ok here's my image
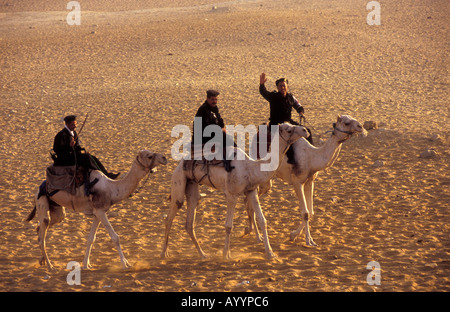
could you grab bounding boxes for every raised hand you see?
[260,72,267,85]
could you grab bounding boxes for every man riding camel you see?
[52,115,120,179]
[259,73,313,164]
[192,90,235,172]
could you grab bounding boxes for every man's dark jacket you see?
[259,84,304,125]
[53,128,81,166]
[192,101,225,145]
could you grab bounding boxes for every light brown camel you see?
[246,115,366,246]
[26,150,167,270]
[161,123,309,260]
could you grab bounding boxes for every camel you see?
[160,123,310,260]
[26,150,167,271]
[246,115,366,246]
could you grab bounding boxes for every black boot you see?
[306,127,314,145]
[224,159,234,172]
[88,155,120,179]
[107,172,120,179]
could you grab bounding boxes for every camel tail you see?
[26,206,36,222]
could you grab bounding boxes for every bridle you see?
[332,122,354,144]
[279,127,296,144]
[130,155,157,198]
[135,155,157,172]
[279,125,300,154]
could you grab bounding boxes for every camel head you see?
[279,123,310,144]
[333,115,367,143]
[137,150,168,173]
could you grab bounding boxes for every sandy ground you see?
[0,0,448,292]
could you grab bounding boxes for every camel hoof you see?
[223,252,232,260]
[200,253,209,259]
[82,260,93,269]
[266,252,277,260]
[256,235,263,244]
[40,258,55,271]
[122,259,132,269]
[160,249,170,259]
[290,231,298,242]
[306,240,318,247]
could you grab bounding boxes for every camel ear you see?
[337,115,341,123]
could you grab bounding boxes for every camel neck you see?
[311,134,342,172]
[253,139,291,184]
[110,161,148,204]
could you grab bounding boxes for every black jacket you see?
[192,101,225,145]
[259,84,304,125]
[53,128,82,166]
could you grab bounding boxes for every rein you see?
[129,156,156,198]
[279,126,297,155]
[191,159,220,189]
[331,122,354,143]
[135,155,156,172]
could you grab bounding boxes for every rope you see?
[129,156,156,198]
[129,172,151,198]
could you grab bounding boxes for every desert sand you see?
[0,0,448,292]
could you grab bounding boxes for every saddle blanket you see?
[46,165,78,195]
[43,165,98,198]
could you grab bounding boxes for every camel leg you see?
[185,181,208,258]
[290,182,316,246]
[223,193,238,259]
[304,179,314,216]
[38,208,54,270]
[244,181,270,242]
[290,182,307,241]
[34,195,59,271]
[303,178,318,246]
[161,197,182,259]
[82,216,100,269]
[244,198,253,235]
[247,190,276,259]
[161,169,186,259]
[290,183,307,241]
[94,209,130,269]
[37,207,65,270]
[258,179,272,197]
[244,198,262,243]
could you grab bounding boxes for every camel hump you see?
[183,143,228,173]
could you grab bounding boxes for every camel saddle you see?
[39,165,99,199]
[183,143,235,186]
